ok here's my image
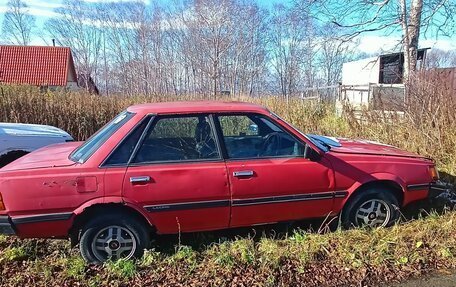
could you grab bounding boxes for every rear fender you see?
[72,196,154,226]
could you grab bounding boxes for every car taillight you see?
[428,166,439,181]
[0,193,4,210]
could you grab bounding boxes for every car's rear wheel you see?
[79,213,150,264]
[342,188,400,229]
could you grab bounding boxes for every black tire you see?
[341,188,400,229]
[79,213,151,264]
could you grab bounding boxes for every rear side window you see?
[70,111,134,163]
[133,115,220,163]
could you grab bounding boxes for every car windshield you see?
[270,112,336,152]
[70,111,134,163]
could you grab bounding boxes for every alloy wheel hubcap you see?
[91,225,137,262]
[355,199,391,227]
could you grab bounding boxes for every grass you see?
[0,83,455,286]
[65,256,86,279]
[0,212,456,286]
[1,247,27,261]
[105,259,137,279]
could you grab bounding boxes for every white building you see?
[337,48,429,113]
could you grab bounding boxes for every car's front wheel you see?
[342,188,400,229]
[79,213,150,264]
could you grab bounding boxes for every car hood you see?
[307,134,428,159]
[0,142,82,171]
[0,122,73,139]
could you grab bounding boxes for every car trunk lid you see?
[0,142,82,171]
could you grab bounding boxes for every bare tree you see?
[316,25,358,86]
[314,0,456,83]
[1,0,35,45]
[46,0,103,92]
[426,49,456,68]
[268,4,312,98]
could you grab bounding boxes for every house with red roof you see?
[0,45,97,94]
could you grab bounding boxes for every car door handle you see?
[130,176,151,184]
[233,170,254,177]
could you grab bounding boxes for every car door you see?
[216,113,335,227]
[121,114,230,234]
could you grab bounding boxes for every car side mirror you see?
[248,124,258,134]
[304,144,320,161]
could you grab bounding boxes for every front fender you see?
[332,173,409,212]
[346,172,407,194]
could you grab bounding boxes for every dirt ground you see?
[391,271,456,287]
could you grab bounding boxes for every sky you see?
[0,0,455,54]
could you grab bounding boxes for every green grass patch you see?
[105,259,137,279]
[1,246,27,261]
[65,256,86,280]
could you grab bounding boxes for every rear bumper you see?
[0,215,16,235]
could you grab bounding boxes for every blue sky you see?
[0,0,285,32]
[1,0,455,54]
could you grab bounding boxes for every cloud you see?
[356,34,456,55]
[84,0,151,4]
[0,1,60,18]
[26,0,63,9]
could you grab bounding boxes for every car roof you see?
[127,101,270,115]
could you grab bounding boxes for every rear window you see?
[70,111,134,163]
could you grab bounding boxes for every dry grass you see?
[0,211,456,286]
[1,82,455,176]
[0,82,456,286]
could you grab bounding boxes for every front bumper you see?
[429,182,450,198]
[0,215,16,235]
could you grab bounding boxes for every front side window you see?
[70,111,134,163]
[133,115,220,163]
[218,114,304,159]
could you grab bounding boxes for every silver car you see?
[0,123,73,167]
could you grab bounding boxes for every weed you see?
[139,249,161,267]
[1,247,27,261]
[167,245,198,270]
[105,259,137,279]
[65,256,86,280]
[88,275,102,287]
[257,238,283,268]
[230,238,256,265]
[206,241,235,269]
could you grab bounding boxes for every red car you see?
[0,101,441,263]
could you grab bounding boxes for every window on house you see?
[379,55,403,84]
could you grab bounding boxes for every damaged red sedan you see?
[0,101,442,263]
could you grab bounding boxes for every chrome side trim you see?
[143,190,349,212]
[232,191,339,207]
[144,199,230,212]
